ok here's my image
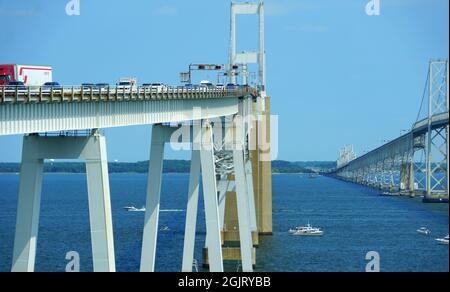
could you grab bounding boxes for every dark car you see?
[6,81,27,90]
[226,83,238,90]
[42,82,62,90]
[81,83,95,90]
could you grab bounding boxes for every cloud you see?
[284,25,329,33]
[154,5,177,16]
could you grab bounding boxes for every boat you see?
[436,235,449,245]
[125,206,146,212]
[289,223,324,236]
[417,227,431,235]
[160,226,170,231]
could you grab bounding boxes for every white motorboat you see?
[160,226,170,231]
[289,223,324,236]
[417,227,431,235]
[436,235,449,245]
[125,206,146,212]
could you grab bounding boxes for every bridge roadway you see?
[0,85,257,136]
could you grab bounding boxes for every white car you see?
[150,83,167,93]
[116,81,133,91]
[200,80,214,88]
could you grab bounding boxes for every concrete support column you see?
[12,132,115,272]
[256,97,272,235]
[85,134,116,272]
[232,116,254,272]
[409,160,416,193]
[181,149,201,272]
[141,125,169,272]
[200,121,224,272]
[245,160,258,233]
[11,141,44,272]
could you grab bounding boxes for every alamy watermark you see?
[166,110,278,162]
[365,251,380,272]
[366,0,381,16]
[65,251,80,272]
[66,0,80,16]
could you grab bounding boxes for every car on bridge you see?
[147,83,167,93]
[184,83,198,91]
[117,77,137,91]
[226,83,238,90]
[95,83,110,93]
[42,82,62,90]
[116,81,134,91]
[81,83,96,91]
[5,81,27,91]
[200,80,214,89]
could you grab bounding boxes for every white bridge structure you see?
[0,2,273,272]
[335,61,449,202]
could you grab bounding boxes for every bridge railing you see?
[0,85,257,104]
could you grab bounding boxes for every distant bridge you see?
[335,61,449,202]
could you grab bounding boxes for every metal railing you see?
[0,85,258,104]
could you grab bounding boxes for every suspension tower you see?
[203,1,273,270]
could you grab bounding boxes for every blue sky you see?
[0,0,448,162]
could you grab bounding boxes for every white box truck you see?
[0,64,53,86]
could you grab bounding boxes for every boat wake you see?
[124,206,185,213]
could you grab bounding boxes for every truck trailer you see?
[0,64,53,86]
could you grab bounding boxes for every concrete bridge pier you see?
[141,122,225,272]
[400,162,416,196]
[12,130,116,272]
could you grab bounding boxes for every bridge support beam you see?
[140,125,168,272]
[181,149,201,272]
[232,117,254,272]
[12,131,116,272]
[251,97,273,235]
[199,121,224,272]
[142,122,224,272]
[400,162,415,194]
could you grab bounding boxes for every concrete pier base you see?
[202,247,256,269]
[12,131,116,272]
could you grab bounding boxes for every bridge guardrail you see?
[0,85,258,104]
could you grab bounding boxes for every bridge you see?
[0,2,272,272]
[335,60,449,203]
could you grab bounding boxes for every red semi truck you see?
[0,64,53,86]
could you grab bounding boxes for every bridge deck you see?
[0,86,258,136]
